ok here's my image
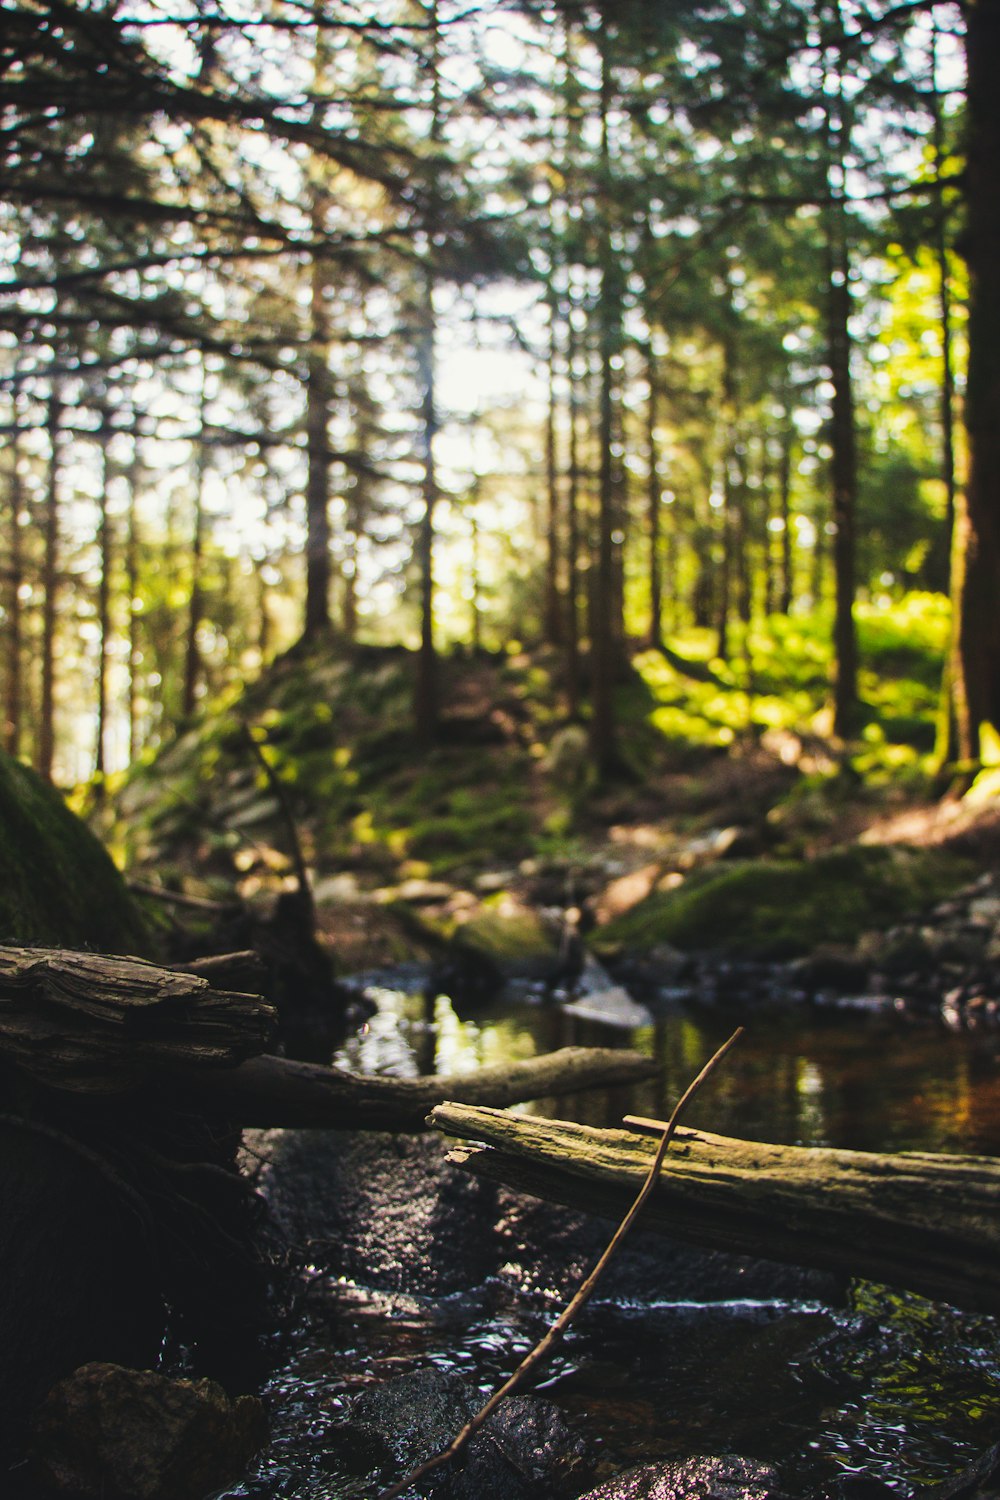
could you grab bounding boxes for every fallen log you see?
[0,946,275,1091]
[183,1047,660,1131]
[429,1103,1000,1315]
[0,944,657,1124]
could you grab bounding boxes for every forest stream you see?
[214,972,1000,1500]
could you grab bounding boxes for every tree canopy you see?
[3,0,990,785]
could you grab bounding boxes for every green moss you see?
[0,751,151,954]
[594,846,972,960]
[453,904,558,965]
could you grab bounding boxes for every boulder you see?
[28,1362,267,1500]
[578,1455,784,1500]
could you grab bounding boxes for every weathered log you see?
[184,1047,660,1131]
[430,1103,1000,1314]
[0,946,275,1091]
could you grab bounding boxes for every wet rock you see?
[926,1438,1000,1497]
[248,1127,500,1296]
[28,1362,267,1500]
[337,1372,595,1500]
[341,1367,476,1473]
[578,1454,784,1499]
[787,948,871,994]
[456,1394,596,1500]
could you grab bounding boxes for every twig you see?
[128,880,239,913]
[241,723,314,916]
[374,1027,744,1500]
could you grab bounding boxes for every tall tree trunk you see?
[951,0,1000,759]
[182,385,210,720]
[94,407,113,785]
[565,277,583,720]
[932,19,962,766]
[778,414,794,614]
[343,320,374,643]
[38,385,62,784]
[824,17,860,739]
[543,286,563,646]
[125,439,142,765]
[645,344,663,648]
[588,13,624,777]
[414,264,440,740]
[4,437,24,758]
[303,242,333,640]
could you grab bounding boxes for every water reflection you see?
[337,979,1000,1156]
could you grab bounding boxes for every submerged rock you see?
[579,1454,784,1499]
[28,1362,267,1500]
[334,1369,595,1499]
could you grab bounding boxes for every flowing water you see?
[220,978,1000,1500]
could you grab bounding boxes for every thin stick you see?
[242,723,314,914]
[374,1026,744,1500]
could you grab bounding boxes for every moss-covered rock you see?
[0,751,149,954]
[592,846,973,961]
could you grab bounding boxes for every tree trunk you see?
[4,436,24,758]
[182,387,209,720]
[38,384,61,783]
[413,0,443,742]
[94,407,113,784]
[824,13,860,739]
[646,343,663,647]
[431,1104,1000,1316]
[125,439,143,764]
[588,17,624,777]
[951,0,1000,760]
[303,240,334,640]
[544,284,563,646]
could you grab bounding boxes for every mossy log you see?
[0,946,276,1091]
[430,1103,1000,1314]
[185,1047,660,1131]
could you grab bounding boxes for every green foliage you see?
[0,750,150,953]
[595,846,971,960]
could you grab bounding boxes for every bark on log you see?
[183,1047,660,1131]
[0,946,275,1091]
[430,1103,1000,1315]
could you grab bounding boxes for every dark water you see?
[337,981,1000,1155]
[221,982,1000,1500]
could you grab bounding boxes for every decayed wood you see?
[0,946,275,1092]
[430,1103,1000,1314]
[186,1047,660,1131]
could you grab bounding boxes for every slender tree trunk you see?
[951,0,1000,759]
[932,20,961,765]
[414,0,443,742]
[778,416,794,614]
[414,263,440,740]
[303,242,333,640]
[588,15,624,776]
[343,325,374,643]
[565,282,583,720]
[125,441,142,764]
[4,439,24,758]
[94,407,113,785]
[823,11,860,739]
[38,385,61,783]
[182,386,210,720]
[645,345,662,648]
[543,288,563,646]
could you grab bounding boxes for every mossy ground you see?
[592,845,973,960]
[94,597,986,966]
[0,750,150,953]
